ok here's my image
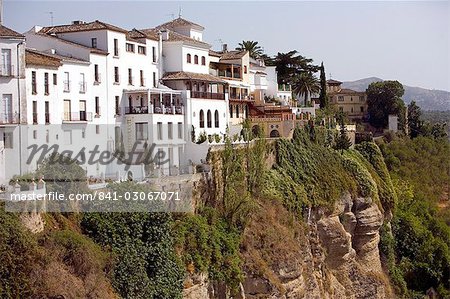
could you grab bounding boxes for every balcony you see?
[218,69,241,79]
[63,80,71,92]
[124,105,184,115]
[79,81,86,93]
[0,64,15,77]
[191,91,225,100]
[0,113,19,125]
[278,84,292,92]
[63,112,93,122]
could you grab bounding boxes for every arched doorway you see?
[270,130,280,138]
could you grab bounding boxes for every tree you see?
[292,72,320,105]
[235,40,263,59]
[366,80,406,129]
[272,50,319,84]
[334,115,352,152]
[407,101,424,138]
[318,62,329,109]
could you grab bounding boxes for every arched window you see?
[236,105,240,118]
[214,110,219,128]
[207,110,212,128]
[199,109,204,128]
[201,56,206,65]
[187,54,191,63]
[229,105,233,118]
[194,55,199,64]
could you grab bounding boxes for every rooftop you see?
[162,71,225,84]
[130,28,159,41]
[35,32,109,56]
[0,24,25,38]
[329,88,365,95]
[40,20,128,35]
[156,17,204,31]
[25,49,62,67]
[327,79,343,85]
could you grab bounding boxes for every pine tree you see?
[319,62,329,109]
[334,116,352,152]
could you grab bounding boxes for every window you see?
[199,110,204,128]
[96,125,100,134]
[115,96,120,115]
[45,101,49,124]
[135,122,148,140]
[229,105,233,118]
[168,122,173,139]
[3,132,13,149]
[360,106,364,112]
[338,96,344,102]
[140,70,144,86]
[94,64,100,83]
[153,72,156,88]
[44,72,49,95]
[91,38,97,48]
[63,72,70,92]
[152,46,156,62]
[138,46,146,55]
[32,101,38,124]
[63,99,71,121]
[350,97,353,102]
[214,110,219,128]
[53,73,57,85]
[201,56,206,65]
[178,122,183,139]
[187,53,191,63]
[95,97,100,115]
[359,96,365,102]
[244,65,247,74]
[1,49,12,76]
[351,107,354,113]
[79,73,86,93]
[236,105,239,118]
[207,110,212,128]
[114,67,119,83]
[114,38,119,56]
[157,122,162,140]
[128,68,133,85]
[126,43,135,53]
[31,71,37,94]
[194,55,198,64]
[33,130,37,139]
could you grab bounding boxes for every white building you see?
[265,66,292,106]
[0,25,26,185]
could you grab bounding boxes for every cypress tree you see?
[319,62,329,109]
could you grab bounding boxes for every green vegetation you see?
[318,62,329,109]
[367,80,406,129]
[235,40,264,59]
[379,135,450,297]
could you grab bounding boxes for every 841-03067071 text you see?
[74,191,180,201]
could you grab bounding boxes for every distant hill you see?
[342,77,450,111]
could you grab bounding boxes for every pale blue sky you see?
[3,1,450,91]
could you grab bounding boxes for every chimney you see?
[0,0,3,25]
[222,43,228,52]
[161,29,169,41]
[72,20,84,25]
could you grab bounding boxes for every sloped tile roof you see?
[156,17,204,31]
[327,79,342,85]
[126,28,157,42]
[0,24,25,38]
[40,20,128,34]
[139,28,160,41]
[330,88,365,95]
[26,48,89,65]
[25,49,62,67]
[35,32,109,55]
[219,50,247,60]
[162,71,225,83]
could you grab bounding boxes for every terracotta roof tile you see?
[327,79,342,85]
[330,88,365,95]
[0,25,25,38]
[162,71,225,83]
[26,48,89,65]
[25,49,62,67]
[139,28,160,41]
[209,50,222,57]
[40,20,128,34]
[156,17,204,31]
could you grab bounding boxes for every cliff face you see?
[183,138,394,299]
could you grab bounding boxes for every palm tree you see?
[292,72,320,106]
[236,40,264,59]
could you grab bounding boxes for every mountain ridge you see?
[342,77,450,111]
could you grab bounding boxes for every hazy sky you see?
[3,1,450,91]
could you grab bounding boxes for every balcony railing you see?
[278,84,292,92]
[63,112,93,122]
[124,105,184,115]
[218,70,241,79]
[0,64,15,77]
[191,91,225,100]
[0,113,19,125]
[63,80,70,92]
[79,81,86,93]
